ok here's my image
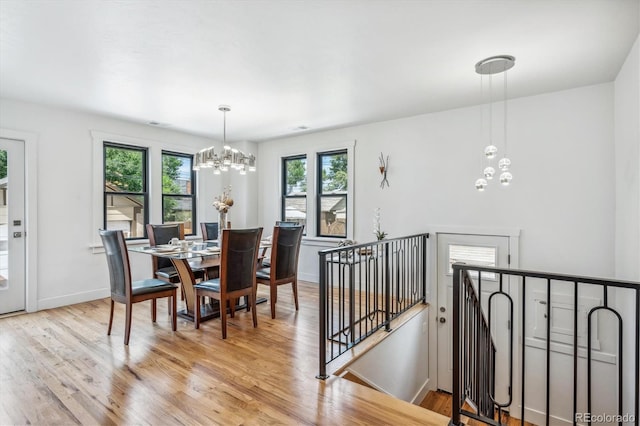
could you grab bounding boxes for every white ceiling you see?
[1,0,638,142]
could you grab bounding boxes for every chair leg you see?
[270,285,277,319]
[194,290,201,329]
[107,299,115,335]
[292,279,299,311]
[171,292,177,331]
[229,299,236,318]
[151,299,157,322]
[250,293,258,328]
[124,302,133,345]
[220,296,228,339]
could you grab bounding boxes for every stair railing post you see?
[317,250,329,379]
[450,264,462,426]
[422,233,428,304]
[384,240,391,331]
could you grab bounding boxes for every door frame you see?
[426,226,520,398]
[0,128,38,313]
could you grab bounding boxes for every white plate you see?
[206,247,221,253]
[155,246,177,253]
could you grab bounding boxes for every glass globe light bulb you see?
[483,166,495,180]
[500,171,513,186]
[475,178,488,191]
[484,145,498,159]
[499,157,511,171]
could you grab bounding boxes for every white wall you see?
[346,307,430,404]
[258,83,616,282]
[614,34,640,281]
[614,34,640,424]
[0,98,258,309]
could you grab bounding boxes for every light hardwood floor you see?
[0,281,448,425]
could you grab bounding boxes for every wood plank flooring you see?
[0,281,448,425]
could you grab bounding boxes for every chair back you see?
[271,226,304,281]
[146,223,184,271]
[200,222,219,241]
[220,228,263,293]
[99,229,131,299]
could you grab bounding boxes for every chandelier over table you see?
[193,105,256,175]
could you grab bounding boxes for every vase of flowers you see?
[213,185,234,241]
[373,207,387,241]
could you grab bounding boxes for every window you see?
[448,244,497,280]
[317,150,347,237]
[281,155,307,229]
[103,142,148,239]
[162,151,196,235]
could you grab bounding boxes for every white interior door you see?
[436,233,510,395]
[0,138,26,314]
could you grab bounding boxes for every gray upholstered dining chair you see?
[146,223,184,284]
[200,222,219,241]
[193,228,263,339]
[256,225,304,319]
[99,229,178,345]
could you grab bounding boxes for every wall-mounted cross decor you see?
[379,152,389,189]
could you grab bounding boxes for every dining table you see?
[130,240,270,322]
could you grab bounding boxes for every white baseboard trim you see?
[411,377,432,405]
[522,406,573,426]
[344,368,391,395]
[38,288,110,311]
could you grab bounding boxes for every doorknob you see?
[440,306,446,313]
[439,317,446,323]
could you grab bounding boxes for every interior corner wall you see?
[614,34,640,282]
[0,98,228,309]
[258,83,616,282]
[613,34,640,421]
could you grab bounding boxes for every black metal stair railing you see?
[316,233,429,379]
[451,263,640,426]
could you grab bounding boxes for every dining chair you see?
[200,222,219,241]
[193,228,263,338]
[256,225,304,319]
[262,221,303,267]
[146,223,185,284]
[99,229,178,345]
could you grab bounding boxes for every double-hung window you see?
[281,155,307,229]
[317,150,348,238]
[162,151,196,235]
[103,142,148,239]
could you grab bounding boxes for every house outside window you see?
[103,142,148,239]
[282,155,307,229]
[317,150,347,238]
[162,151,196,235]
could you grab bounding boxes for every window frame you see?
[161,150,197,236]
[103,141,149,240]
[316,149,348,238]
[281,154,307,232]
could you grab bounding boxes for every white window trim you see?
[90,130,198,249]
[278,139,355,241]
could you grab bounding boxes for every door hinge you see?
[507,320,511,330]
[508,254,511,265]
